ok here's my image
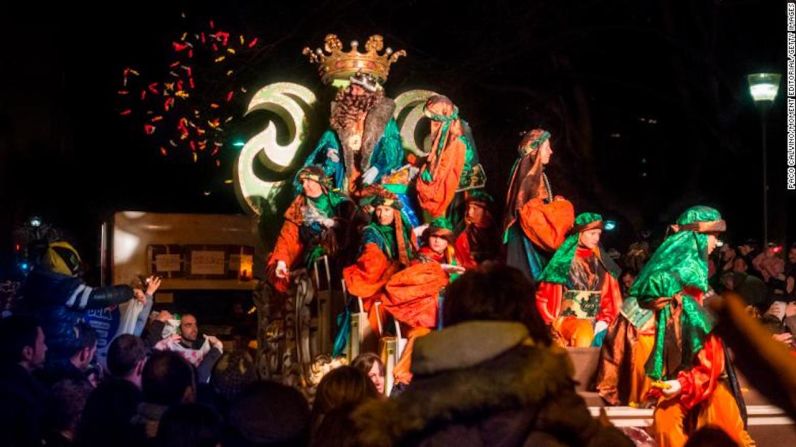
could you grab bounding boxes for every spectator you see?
[734,239,758,273]
[226,380,310,447]
[78,370,143,447]
[37,322,97,386]
[155,403,223,447]
[309,403,360,447]
[352,352,386,395]
[619,269,636,297]
[785,243,796,298]
[131,350,196,441]
[353,263,632,446]
[17,241,148,366]
[107,333,147,388]
[312,366,379,433]
[717,244,738,275]
[753,243,785,284]
[720,272,767,315]
[148,312,223,384]
[44,378,93,446]
[0,315,48,447]
[205,350,258,417]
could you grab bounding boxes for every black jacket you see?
[19,268,134,361]
[0,363,49,447]
[354,321,633,447]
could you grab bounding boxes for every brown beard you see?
[330,86,383,131]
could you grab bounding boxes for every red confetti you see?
[214,31,229,46]
[173,41,190,52]
[118,14,261,163]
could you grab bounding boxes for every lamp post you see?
[748,73,781,247]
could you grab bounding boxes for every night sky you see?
[0,0,789,275]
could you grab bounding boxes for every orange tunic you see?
[518,197,574,253]
[416,137,466,218]
[343,243,402,335]
[385,246,456,385]
[384,258,449,329]
[266,220,303,293]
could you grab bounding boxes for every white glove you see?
[275,260,288,278]
[361,166,379,185]
[661,379,682,397]
[593,320,609,335]
[440,264,466,274]
[326,148,340,163]
[321,218,336,228]
[407,165,420,180]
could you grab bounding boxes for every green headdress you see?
[631,205,725,380]
[538,212,606,284]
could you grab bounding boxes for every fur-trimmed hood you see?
[352,321,587,446]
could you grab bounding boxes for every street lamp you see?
[748,73,781,247]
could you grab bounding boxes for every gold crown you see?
[302,34,406,85]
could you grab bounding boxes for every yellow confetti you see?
[193,152,198,163]
[224,179,233,184]
[239,35,244,45]
[181,32,187,41]
[227,48,236,55]
[175,90,189,99]
[226,70,233,76]
[214,56,226,63]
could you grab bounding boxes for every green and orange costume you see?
[503,129,574,281]
[416,96,484,225]
[535,213,622,348]
[629,206,752,447]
